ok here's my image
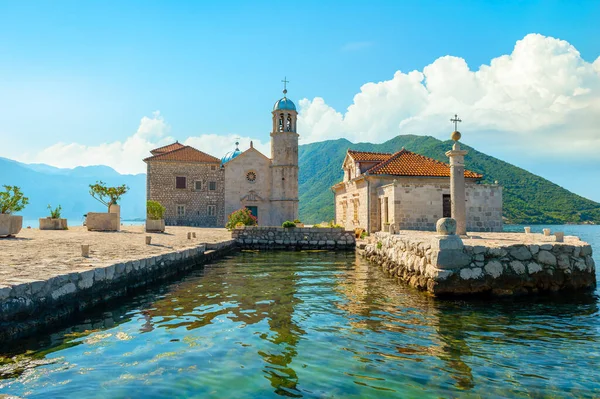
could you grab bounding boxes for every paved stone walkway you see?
[0,226,230,286]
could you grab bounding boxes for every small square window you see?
[209,181,216,191]
[208,205,216,216]
[211,165,217,171]
[176,176,186,189]
[176,205,185,217]
[195,181,202,190]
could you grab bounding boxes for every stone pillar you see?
[445,139,468,236]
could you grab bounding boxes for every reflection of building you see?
[332,149,503,233]
[144,85,299,227]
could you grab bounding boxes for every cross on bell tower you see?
[281,77,289,97]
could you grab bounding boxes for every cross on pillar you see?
[450,114,462,131]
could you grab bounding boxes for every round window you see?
[246,171,257,182]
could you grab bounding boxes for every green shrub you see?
[89,181,129,211]
[282,220,296,228]
[377,241,382,249]
[360,231,368,239]
[226,208,258,230]
[147,200,166,220]
[0,185,29,214]
[47,204,62,219]
[293,219,301,224]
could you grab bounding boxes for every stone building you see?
[144,87,299,227]
[222,89,299,226]
[332,148,503,233]
[144,142,225,227]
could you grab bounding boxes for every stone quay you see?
[361,224,596,297]
[0,226,235,341]
[232,226,356,250]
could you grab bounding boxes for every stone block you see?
[86,213,119,231]
[509,246,532,261]
[431,236,464,251]
[39,218,68,230]
[78,270,95,289]
[51,283,77,300]
[460,267,483,280]
[509,260,526,274]
[557,254,570,269]
[145,219,165,232]
[484,260,503,278]
[94,267,106,282]
[537,250,557,266]
[529,245,539,255]
[0,214,23,237]
[433,249,472,269]
[527,262,542,274]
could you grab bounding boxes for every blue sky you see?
[1,0,599,201]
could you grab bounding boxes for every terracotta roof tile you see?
[150,142,185,155]
[366,149,482,179]
[144,146,220,163]
[347,150,392,162]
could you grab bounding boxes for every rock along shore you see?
[361,231,596,297]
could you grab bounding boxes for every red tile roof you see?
[369,149,482,178]
[150,142,185,155]
[144,145,220,163]
[348,149,482,179]
[347,150,392,162]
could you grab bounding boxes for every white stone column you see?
[445,142,468,236]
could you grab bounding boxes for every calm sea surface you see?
[0,225,599,398]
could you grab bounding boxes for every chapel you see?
[332,146,503,233]
[144,86,299,227]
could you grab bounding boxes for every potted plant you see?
[146,200,166,232]
[225,208,258,230]
[39,204,68,230]
[0,185,29,237]
[87,181,129,231]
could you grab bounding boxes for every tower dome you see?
[221,142,242,166]
[273,97,296,111]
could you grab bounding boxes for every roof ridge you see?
[150,141,184,154]
[366,149,407,174]
[144,145,220,163]
[348,149,392,155]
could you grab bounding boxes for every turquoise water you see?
[0,225,599,398]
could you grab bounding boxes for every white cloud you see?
[20,112,270,175]
[298,33,600,158]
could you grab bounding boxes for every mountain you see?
[3,135,599,225]
[0,157,146,221]
[298,135,600,225]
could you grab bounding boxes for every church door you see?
[246,206,258,222]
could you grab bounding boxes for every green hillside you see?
[298,135,600,225]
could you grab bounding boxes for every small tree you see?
[89,181,129,211]
[226,208,257,230]
[0,185,29,214]
[47,204,62,219]
[147,200,166,220]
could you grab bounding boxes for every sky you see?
[0,0,599,201]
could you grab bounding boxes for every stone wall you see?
[0,241,236,341]
[232,226,355,250]
[147,160,225,227]
[362,232,596,296]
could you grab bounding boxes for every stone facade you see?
[333,149,502,233]
[232,226,355,250]
[335,177,502,233]
[146,160,225,227]
[0,241,237,341]
[362,232,596,296]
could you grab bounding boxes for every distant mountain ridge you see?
[0,157,145,221]
[2,135,599,226]
[298,135,600,225]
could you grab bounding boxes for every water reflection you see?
[1,250,600,398]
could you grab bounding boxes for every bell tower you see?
[270,77,299,225]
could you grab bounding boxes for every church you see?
[144,87,299,227]
[332,146,503,233]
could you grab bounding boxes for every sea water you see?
[0,225,599,398]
